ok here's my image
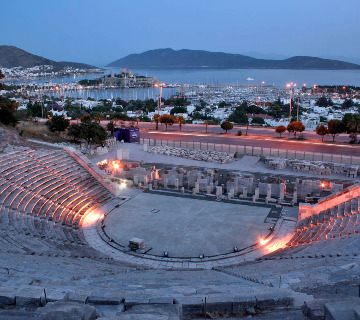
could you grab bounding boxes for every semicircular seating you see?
[0,149,115,258]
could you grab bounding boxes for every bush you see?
[275,125,286,137]
[287,121,305,136]
[0,108,18,126]
[237,130,243,136]
[220,121,234,133]
[316,124,328,141]
[45,115,70,134]
[251,117,265,125]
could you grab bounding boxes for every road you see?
[136,122,351,143]
[68,119,359,156]
[140,130,360,157]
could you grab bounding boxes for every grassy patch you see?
[15,121,70,143]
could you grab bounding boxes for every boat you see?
[246,77,254,81]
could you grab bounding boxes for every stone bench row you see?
[262,226,360,261]
[296,197,359,230]
[0,205,118,260]
[286,198,360,246]
[1,205,86,247]
[0,179,109,228]
[289,214,360,246]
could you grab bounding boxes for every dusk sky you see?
[2,0,360,66]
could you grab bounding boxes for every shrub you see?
[220,121,234,133]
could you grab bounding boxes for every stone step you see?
[0,310,36,320]
[324,299,360,320]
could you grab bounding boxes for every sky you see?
[1,0,360,66]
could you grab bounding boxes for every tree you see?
[251,117,265,125]
[218,101,231,108]
[315,95,329,107]
[342,113,354,130]
[286,121,305,136]
[152,113,160,130]
[164,97,190,106]
[27,101,44,118]
[93,112,104,124]
[80,114,92,123]
[170,106,187,115]
[319,116,327,123]
[275,125,286,137]
[205,120,208,133]
[67,123,82,141]
[160,114,175,130]
[107,120,115,136]
[0,69,4,91]
[347,114,360,142]
[228,109,248,124]
[316,125,328,142]
[80,121,107,145]
[270,105,281,118]
[327,119,345,141]
[0,96,19,125]
[220,121,233,133]
[342,98,355,109]
[0,71,19,126]
[176,116,185,131]
[46,115,70,134]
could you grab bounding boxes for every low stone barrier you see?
[147,146,234,163]
[264,156,358,177]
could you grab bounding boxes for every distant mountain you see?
[0,46,99,70]
[320,55,360,66]
[58,61,99,70]
[241,51,289,60]
[107,48,360,70]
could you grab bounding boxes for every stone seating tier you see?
[0,149,115,255]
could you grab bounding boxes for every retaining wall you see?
[64,147,119,196]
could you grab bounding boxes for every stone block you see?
[35,301,97,320]
[0,292,15,307]
[301,299,327,320]
[45,290,69,303]
[0,310,35,320]
[205,295,234,313]
[233,295,257,314]
[174,296,204,315]
[324,300,360,320]
[94,304,125,318]
[87,295,121,305]
[149,297,174,304]
[124,296,150,309]
[16,287,45,308]
[67,292,89,304]
[254,292,293,310]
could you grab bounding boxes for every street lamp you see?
[154,83,163,115]
[286,83,297,124]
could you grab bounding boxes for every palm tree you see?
[113,117,119,127]
[347,115,360,142]
[94,112,104,124]
[152,113,160,130]
[176,116,185,131]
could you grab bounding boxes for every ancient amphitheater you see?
[1,141,360,320]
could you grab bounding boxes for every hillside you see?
[107,48,360,70]
[0,46,99,70]
[57,61,100,70]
